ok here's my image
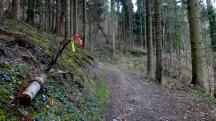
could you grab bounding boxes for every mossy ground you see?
[0,19,108,121]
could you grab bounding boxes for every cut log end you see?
[19,94,31,105]
[18,74,47,105]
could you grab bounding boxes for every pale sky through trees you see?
[131,0,216,12]
[109,0,137,12]
[109,0,216,11]
[132,0,138,11]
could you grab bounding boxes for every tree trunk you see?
[27,0,34,25]
[144,13,147,49]
[108,16,110,37]
[0,0,3,27]
[12,0,21,19]
[88,14,92,53]
[72,0,76,36]
[64,0,70,42]
[111,0,115,54]
[90,24,93,54]
[60,0,65,34]
[70,0,72,37]
[123,9,127,53]
[155,0,163,83]
[146,0,153,76]
[54,0,61,35]
[129,2,133,50]
[22,0,25,21]
[187,0,207,91]
[48,0,52,32]
[83,0,86,48]
[51,0,55,32]
[140,12,143,48]
[207,0,216,95]
[117,1,121,49]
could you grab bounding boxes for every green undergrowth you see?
[4,19,95,76]
[169,79,214,102]
[129,50,146,57]
[0,19,108,120]
[168,79,216,114]
[83,74,109,108]
[30,72,108,121]
[93,42,146,68]
[0,62,31,120]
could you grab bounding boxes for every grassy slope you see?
[0,19,108,121]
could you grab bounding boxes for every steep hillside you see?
[0,19,108,121]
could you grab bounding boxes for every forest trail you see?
[100,63,215,121]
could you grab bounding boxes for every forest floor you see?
[0,20,108,121]
[97,52,216,121]
[1,19,216,121]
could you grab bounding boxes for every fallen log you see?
[19,74,47,104]
[18,36,71,104]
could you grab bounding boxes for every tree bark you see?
[20,74,47,104]
[207,0,216,95]
[146,0,153,76]
[72,0,77,36]
[187,0,208,91]
[117,1,121,49]
[47,0,52,32]
[140,12,143,48]
[27,0,34,26]
[12,0,17,18]
[0,0,3,27]
[88,14,92,53]
[60,0,65,34]
[155,0,163,83]
[128,2,133,50]
[51,0,55,32]
[54,0,61,35]
[22,0,25,21]
[111,0,115,54]
[83,0,86,48]
[64,0,70,42]
[70,0,72,37]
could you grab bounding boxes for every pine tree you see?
[47,0,52,31]
[72,0,77,36]
[27,0,35,25]
[12,0,21,19]
[64,0,70,42]
[54,0,61,35]
[111,0,115,54]
[207,0,216,95]
[146,0,152,76]
[187,0,208,91]
[155,0,163,83]
[83,0,86,47]
[0,0,3,27]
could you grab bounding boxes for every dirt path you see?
[101,64,216,121]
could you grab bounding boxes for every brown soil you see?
[101,64,216,121]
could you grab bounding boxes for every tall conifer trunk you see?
[27,0,34,25]
[64,0,69,42]
[0,0,3,27]
[207,0,216,95]
[146,0,152,76]
[72,0,76,36]
[155,0,163,83]
[187,0,208,91]
[111,0,115,54]
[54,0,61,35]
